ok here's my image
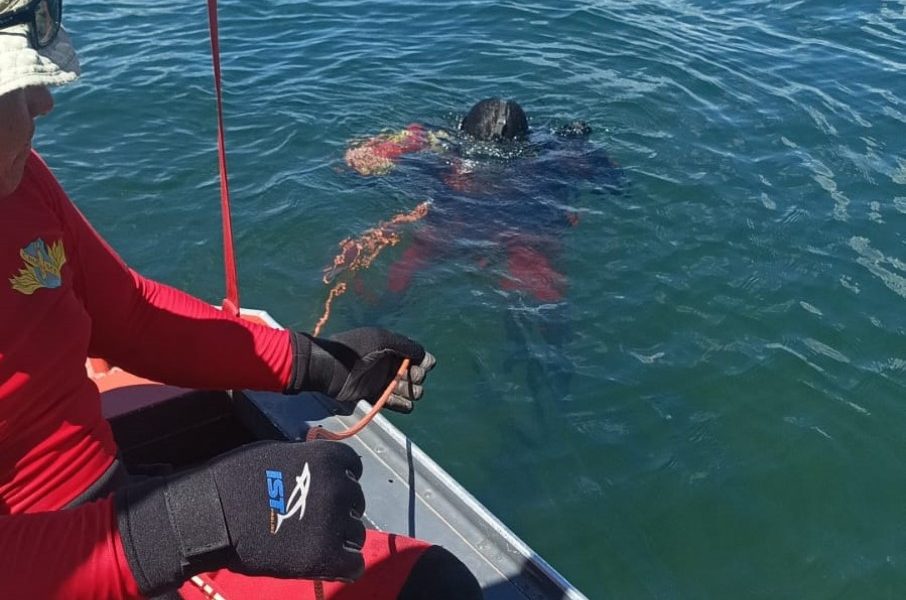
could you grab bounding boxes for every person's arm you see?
[0,498,142,600]
[38,153,433,408]
[345,124,430,176]
[37,157,293,392]
[86,269,295,393]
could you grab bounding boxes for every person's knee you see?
[398,545,483,600]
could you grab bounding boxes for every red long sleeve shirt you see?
[0,151,295,598]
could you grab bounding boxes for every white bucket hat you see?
[0,0,79,98]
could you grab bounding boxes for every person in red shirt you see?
[0,1,482,599]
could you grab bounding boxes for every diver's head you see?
[460,98,528,142]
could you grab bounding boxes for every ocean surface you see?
[39,1,906,597]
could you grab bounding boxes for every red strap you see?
[206,0,240,316]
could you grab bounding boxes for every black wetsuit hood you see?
[460,98,529,141]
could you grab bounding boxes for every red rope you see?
[206,0,240,316]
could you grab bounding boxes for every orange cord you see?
[305,358,410,442]
[312,202,429,342]
[307,203,426,438]
[305,206,427,598]
[305,358,412,600]
[321,202,429,283]
[313,282,347,338]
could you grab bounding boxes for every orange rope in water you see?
[308,202,427,436]
[314,202,429,338]
[306,205,427,599]
[308,200,428,441]
[312,283,347,338]
[322,201,429,284]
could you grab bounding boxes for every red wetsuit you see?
[0,152,430,599]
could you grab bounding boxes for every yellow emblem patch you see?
[9,238,67,295]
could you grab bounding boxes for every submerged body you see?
[345,107,623,303]
[342,101,624,428]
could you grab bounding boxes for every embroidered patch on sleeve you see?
[9,238,67,295]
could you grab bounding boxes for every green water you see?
[37,1,906,597]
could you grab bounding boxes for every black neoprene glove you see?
[286,327,436,413]
[116,440,366,597]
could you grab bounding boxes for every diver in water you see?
[343,97,622,304]
[342,98,622,410]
